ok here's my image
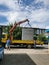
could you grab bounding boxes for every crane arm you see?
[9,19,29,33]
[9,19,29,42]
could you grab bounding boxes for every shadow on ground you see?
[0,54,36,65]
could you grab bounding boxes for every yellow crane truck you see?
[1,33,44,48]
[1,19,44,47]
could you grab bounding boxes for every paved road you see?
[29,54,49,65]
[0,54,36,65]
[0,44,49,65]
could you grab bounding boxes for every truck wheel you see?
[27,45,31,49]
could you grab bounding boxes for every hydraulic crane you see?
[2,19,44,46]
[9,19,29,42]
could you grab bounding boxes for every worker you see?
[33,35,37,48]
[5,37,10,50]
[34,40,36,48]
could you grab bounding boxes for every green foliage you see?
[3,22,22,40]
[13,26,22,40]
[33,35,37,40]
[37,34,48,41]
[3,23,13,34]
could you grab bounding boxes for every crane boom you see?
[9,19,29,42]
[9,19,29,33]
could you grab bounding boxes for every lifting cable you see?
[23,21,32,27]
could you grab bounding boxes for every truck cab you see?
[2,33,8,44]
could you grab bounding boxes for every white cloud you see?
[0,0,16,10]
[36,0,49,5]
[0,0,49,29]
[46,26,49,29]
[30,9,49,22]
[7,12,19,24]
[36,0,49,9]
[7,11,28,24]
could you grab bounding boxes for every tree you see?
[13,26,22,40]
[37,33,48,41]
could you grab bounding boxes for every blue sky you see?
[0,0,49,29]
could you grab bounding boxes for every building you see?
[0,25,46,40]
[45,29,49,38]
[22,27,45,40]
